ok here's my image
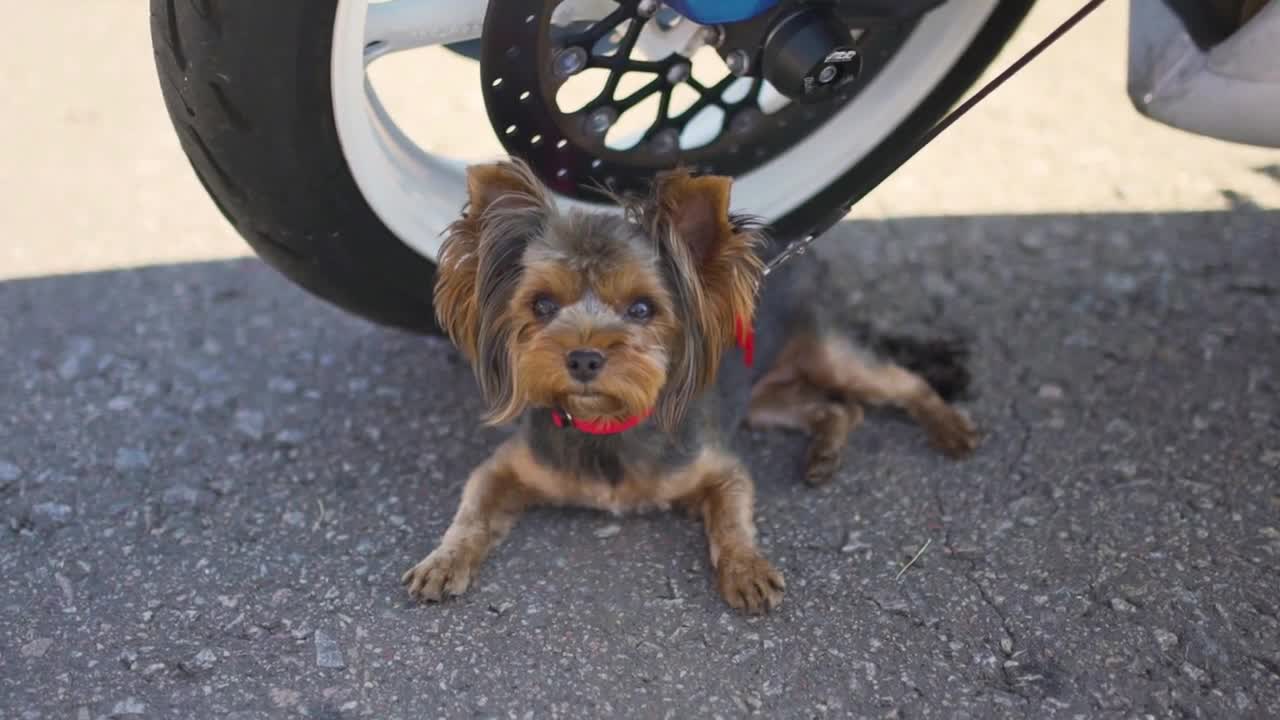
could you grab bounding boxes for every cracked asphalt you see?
[2,2,1280,719]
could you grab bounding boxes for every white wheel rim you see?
[332,0,999,262]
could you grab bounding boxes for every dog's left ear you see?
[650,171,765,428]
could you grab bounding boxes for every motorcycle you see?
[149,0,1280,332]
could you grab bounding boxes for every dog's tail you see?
[872,333,973,402]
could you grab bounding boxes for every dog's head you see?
[434,159,765,430]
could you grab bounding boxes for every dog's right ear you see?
[434,159,551,361]
[436,160,553,422]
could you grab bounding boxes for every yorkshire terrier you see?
[402,159,978,613]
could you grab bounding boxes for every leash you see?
[763,0,1109,275]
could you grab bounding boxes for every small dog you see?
[402,159,978,613]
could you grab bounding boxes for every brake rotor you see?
[479,0,916,199]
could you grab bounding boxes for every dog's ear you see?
[435,160,550,358]
[648,171,765,429]
[464,161,553,221]
[434,159,552,423]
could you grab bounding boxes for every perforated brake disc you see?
[478,0,921,200]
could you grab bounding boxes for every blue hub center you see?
[662,0,782,25]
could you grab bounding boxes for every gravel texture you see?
[2,204,1278,718]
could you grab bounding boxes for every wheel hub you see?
[761,7,862,101]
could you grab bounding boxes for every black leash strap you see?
[763,0,1109,275]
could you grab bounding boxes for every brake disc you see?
[478,0,918,199]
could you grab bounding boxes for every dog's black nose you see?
[566,349,606,383]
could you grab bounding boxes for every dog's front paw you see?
[925,406,980,459]
[716,552,785,614]
[401,546,480,602]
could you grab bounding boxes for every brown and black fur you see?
[403,159,978,613]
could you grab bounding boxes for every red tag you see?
[735,315,755,368]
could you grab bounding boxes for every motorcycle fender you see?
[1127,0,1280,148]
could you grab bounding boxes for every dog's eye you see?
[532,296,559,320]
[626,299,654,322]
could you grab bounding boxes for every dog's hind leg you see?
[801,335,979,458]
[751,332,979,464]
[802,401,865,485]
[747,351,866,486]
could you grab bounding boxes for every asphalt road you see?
[2,2,1279,719]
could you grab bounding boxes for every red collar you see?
[551,407,653,435]
[549,315,754,435]
[734,314,755,368]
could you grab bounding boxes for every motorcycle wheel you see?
[150,0,1033,334]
